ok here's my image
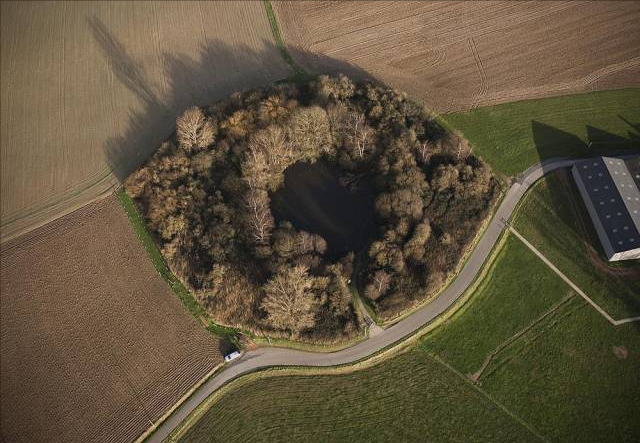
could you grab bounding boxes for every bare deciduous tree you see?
[198,264,258,328]
[244,188,274,245]
[454,137,471,160]
[262,265,317,335]
[417,141,431,163]
[250,125,292,171]
[176,107,215,151]
[287,106,332,158]
[345,112,374,159]
[365,270,391,301]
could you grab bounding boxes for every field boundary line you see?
[134,362,224,443]
[481,299,587,382]
[423,352,549,443]
[470,291,576,382]
[506,225,640,326]
[263,1,307,78]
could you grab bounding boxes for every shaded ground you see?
[270,159,377,257]
[0,1,290,243]
[0,196,222,443]
[444,88,640,176]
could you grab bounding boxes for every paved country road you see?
[147,158,578,443]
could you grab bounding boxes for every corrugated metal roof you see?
[603,156,640,235]
[573,156,640,253]
[625,156,640,193]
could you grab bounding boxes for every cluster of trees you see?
[126,75,498,340]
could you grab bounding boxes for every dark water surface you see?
[270,159,377,257]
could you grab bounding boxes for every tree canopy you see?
[125,75,498,340]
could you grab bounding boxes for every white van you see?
[224,350,241,363]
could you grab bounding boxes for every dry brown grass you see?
[274,1,640,112]
[0,196,222,443]
[0,1,291,243]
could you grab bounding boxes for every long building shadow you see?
[530,120,640,321]
[89,17,374,182]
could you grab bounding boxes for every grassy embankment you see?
[444,88,640,176]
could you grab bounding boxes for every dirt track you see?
[0,1,290,243]
[274,1,640,112]
[0,196,222,443]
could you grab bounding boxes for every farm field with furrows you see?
[273,1,640,113]
[0,1,291,243]
[0,196,222,443]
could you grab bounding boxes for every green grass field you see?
[421,235,574,375]
[480,297,640,442]
[511,170,640,318]
[173,350,540,443]
[444,89,640,176]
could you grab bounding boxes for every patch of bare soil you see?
[612,346,629,360]
[274,1,640,112]
[0,196,222,443]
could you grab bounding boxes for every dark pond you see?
[270,158,377,258]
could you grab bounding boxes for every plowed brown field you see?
[274,1,640,112]
[0,1,290,243]
[0,196,222,443]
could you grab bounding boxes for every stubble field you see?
[273,1,640,112]
[0,196,222,443]
[0,1,291,243]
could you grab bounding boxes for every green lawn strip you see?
[420,234,571,375]
[481,299,640,443]
[443,88,640,176]
[263,1,308,79]
[511,171,640,318]
[175,349,540,443]
[116,189,206,320]
[118,189,264,347]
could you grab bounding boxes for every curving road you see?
[147,158,577,443]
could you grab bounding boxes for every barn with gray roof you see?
[571,156,640,261]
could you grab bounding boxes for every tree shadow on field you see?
[89,17,374,182]
[530,120,640,321]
